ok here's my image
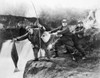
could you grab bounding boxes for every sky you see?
[0,0,99,17]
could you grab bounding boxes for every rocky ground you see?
[23,49,100,78]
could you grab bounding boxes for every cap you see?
[77,20,83,24]
[62,19,67,23]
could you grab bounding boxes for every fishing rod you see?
[31,0,39,23]
[31,0,42,51]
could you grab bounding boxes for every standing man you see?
[14,22,47,61]
[51,19,74,58]
[72,21,86,59]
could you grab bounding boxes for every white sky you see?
[0,0,99,17]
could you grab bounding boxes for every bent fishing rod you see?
[31,0,42,50]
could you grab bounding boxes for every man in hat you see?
[51,19,74,58]
[73,21,85,38]
[13,21,48,61]
[72,21,86,59]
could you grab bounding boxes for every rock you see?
[23,56,98,78]
[23,59,74,78]
[23,59,57,78]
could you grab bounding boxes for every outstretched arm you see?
[57,27,70,35]
[50,26,62,33]
[16,33,29,41]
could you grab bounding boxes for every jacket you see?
[51,25,72,38]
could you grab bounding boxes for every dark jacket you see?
[50,26,63,33]
[74,26,85,38]
[19,27,27,36]
[51,25,72,39]
[16,27,45,48]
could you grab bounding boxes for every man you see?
[14,21,49,59]
[73,21,85,38]
[12,21,46,72]
[72,21,86,59]
[51,19,74,58]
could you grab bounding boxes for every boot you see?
[33,58,39,61]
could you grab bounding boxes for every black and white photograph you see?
[0,0,100,78]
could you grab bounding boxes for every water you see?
[0,39,34,78]
[0,40,13,57]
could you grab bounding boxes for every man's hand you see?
[12,38,17,42]
[36,20,42,28]
[57,30,61,33]
[71,30,76,34]
[51,32,57,36]
[52,31,62,37]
